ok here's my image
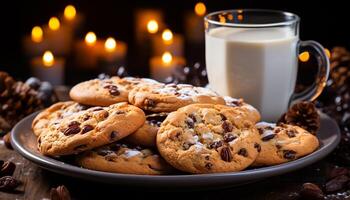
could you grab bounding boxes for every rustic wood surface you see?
[0,137,331,200]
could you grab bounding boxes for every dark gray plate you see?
[11,112,340,189]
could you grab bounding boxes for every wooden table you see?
[0,138,332,200]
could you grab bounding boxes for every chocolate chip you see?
[115,110,125,115]
[83,115,91,121]
[97,149,114,156]
[50,185,71,200]
[188,114,197,123]
[182,142,193,150]
[81,125,94,134]
[145,99,156,108]
[222,121,233,133]
[104,85,120,96]
[92,107,104,111]
[0,161,16,177]
[63,124,81,136]
[274,128,281,133]
[186,118,194,129]
[102,110,109,119]
[261,133,276,141]
[325,175,350,193]
[254,143,261,152]
[283,150,296,159]
[208,141,223,149]
[228,99,243,107]
[205,155,210,160]
[110,131,118,140]
[220,113,227,121]
[220,147,232,162]
[238,148,248,157]
[0,176,20,192]
[300,183,324,200]
[286,130,296,138]
[276,144,282,149]
[205,163,213,170]
[223,133,237,143]
[109,143,121,151]
[257,128,264,135]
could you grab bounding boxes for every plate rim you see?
[11,111,341,183]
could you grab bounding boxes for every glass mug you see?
[205,9,329,122]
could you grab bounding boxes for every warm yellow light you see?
[64,5,76,20]
[325,48,331,58]
[238,14,243,21]
[42,51,54,67]
[48,17,60,31]
[147,20,159,34]
[219,15,226,23]
[194,2,206,16]
[162,52,173,64]
[105,37,117,52]
[299,51,310,62]
[162,29,173,44]
[85,32,97,46]
[31,26,43,43]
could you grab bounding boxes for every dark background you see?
[0,0,347,84]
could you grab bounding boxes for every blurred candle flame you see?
[162,52,172,64]
[85,32,97,46]
[105,37,117,52]
[147,20,159,34]
[299,51,310,62]
[325,48,331,58]
[31,26,43,43]
[64,5,76,20]
[42,51,54,67]
[48,17,60,31]
[162,29,173,44]
[194,2,206,16]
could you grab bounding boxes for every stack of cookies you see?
[32,76,319,174]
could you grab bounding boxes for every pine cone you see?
[0,72,45,133]
[0,72,15,99]
[278,101,320,135]
[329,47,350,89]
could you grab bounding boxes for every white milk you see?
[205,27,298,121]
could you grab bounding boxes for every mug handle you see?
[289,40,330,105]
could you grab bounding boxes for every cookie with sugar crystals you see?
[32,101,89,137]
[224,96,261,123]
[252,122,319,166]
[70,76,160,106]
[77,142,173,175]
[157,104,261,173]
[128,83,225,112]
[37,102,145,156]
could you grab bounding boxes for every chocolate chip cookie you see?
[70,77,160,106]
[125,112,168,147]
[37,102,145,156]
[252,122,319,166]
[129,83,225,112]
[224,96,261,123]
[77,142,173,175]
[157,104,261,173]
[32,101,89,136]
